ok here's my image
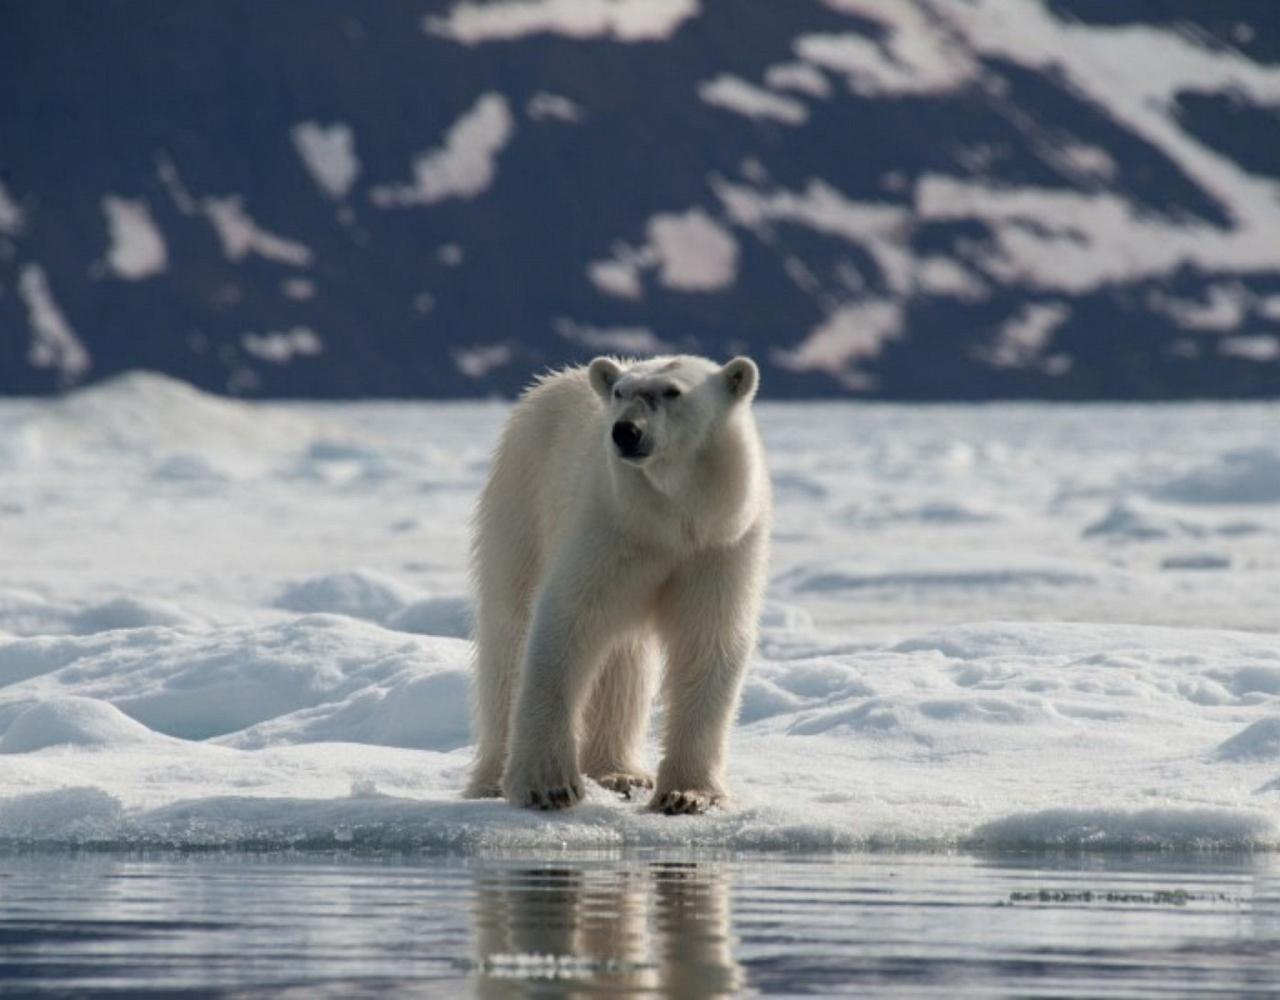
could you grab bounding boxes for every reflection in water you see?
[472,861,741,997]
[1,853,1278,995]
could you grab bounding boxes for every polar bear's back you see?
[472,366,602,613]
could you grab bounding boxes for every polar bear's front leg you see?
[501,592,590,809]
[502,543,663,810]
[653,526,767,815]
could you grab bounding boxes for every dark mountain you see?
[1,0,1278,399]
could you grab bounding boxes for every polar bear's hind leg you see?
[581,633,660,797]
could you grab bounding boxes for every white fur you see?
[464,354,771,813]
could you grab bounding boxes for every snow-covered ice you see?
[2,373,1279,851]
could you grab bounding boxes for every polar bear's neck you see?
[610,416,766,551]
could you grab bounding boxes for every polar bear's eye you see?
[613,388,623,399]
[662,387,681,400]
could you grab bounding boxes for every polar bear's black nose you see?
[612,421,643,455]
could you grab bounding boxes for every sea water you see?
[0,851,1272,996]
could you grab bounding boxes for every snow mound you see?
[1154,448,1280,505]
[758,602,814,633]
[1084,499,1266,545]
[273,570,426,624]
[43,371,315,456]
[779,563,1095,594]
[1216,718,1280,761]
[386,594,474,638]
[840,499,1003,528]
[219,670,471,751]
[0,619,1278,851]
[70,595,199,634]
[738,677,806,724]
[890,620,1268,661]
[0,697,167,753]
[0,423,43,469]
[0,589,65,636]
[149,451,234,482]
[0,590,199,637]
[786,692,1053,741]
[281,439,396,483]
[1162,552,1232,571]
[0,615,468,741]
[13,371,361,475]
[1083,499,1179,541]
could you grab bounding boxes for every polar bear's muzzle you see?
[611,420,652,461]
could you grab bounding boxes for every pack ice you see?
[2,374,1279,852]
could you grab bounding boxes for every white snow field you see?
[2,372,1279,851]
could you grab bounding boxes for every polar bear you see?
[464,354,770,814]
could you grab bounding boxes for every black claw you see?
[529,790,542,807]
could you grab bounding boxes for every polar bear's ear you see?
[588,357,624,401]
[721,357,759,402]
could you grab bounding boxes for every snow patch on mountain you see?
[17,264,90,385]
[426,0,700,45]
[647,209,738,292]
[798,1,977,97]
[773,299,902,390]
[101,196,167,280]
[698,75,808,125]
[924,0,1280,289]
[454,343,515,378]
[1149,284,1251,332]
[241,326,324,364]
[1220,336,1280,363]
[0,180,24,236]
[202,195,313,267]
[291,122,361,200]
[765,61,832,98]
[716,178,937,301]
[554,318,674,356]
[975,302,1071,374]
[372,94,514,207]
[589,208,738,297]
[916,177,1280,294]
[526,91,583,123]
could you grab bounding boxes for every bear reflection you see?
[471,862,741,997]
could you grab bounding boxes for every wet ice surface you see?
[0,851,1276,997]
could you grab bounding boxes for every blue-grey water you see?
[0,852,1274,997]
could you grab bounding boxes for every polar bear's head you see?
[587,354,759,465]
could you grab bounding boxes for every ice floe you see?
[1,376,1279,852]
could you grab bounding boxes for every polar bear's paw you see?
[651,788,721,816]
[463,762,506,799]
[463,779,503,799]
[593,771,655,800]
[503,760,585,811]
